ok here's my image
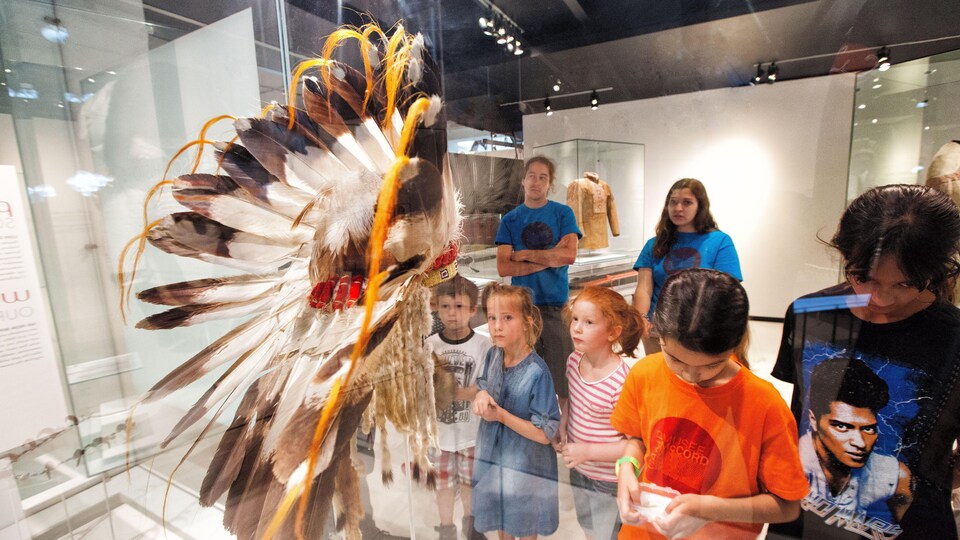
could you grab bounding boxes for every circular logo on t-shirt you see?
[645,417,722,494]
[664,247,702,275]
[521,221,555,249]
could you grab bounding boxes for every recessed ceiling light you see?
[872,84,882,89]
[871,118,878,124]
[924,126,930,130]
[41,17,69,44]
[858,104,866,109]
[87,77,95,83]
[3,68,11,73]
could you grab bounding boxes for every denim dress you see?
[472,347,561,536]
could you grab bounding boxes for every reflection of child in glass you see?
[801,358,912,522]
[557,286,644,540]
[471,284,561,539]
[427,275,492,540]
[611,269,809,539]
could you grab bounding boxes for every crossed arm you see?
[496,233,579,277]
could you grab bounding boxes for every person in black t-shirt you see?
[802,358,912,524]
[771,185,960,540]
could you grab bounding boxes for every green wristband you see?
[615,456,641,478]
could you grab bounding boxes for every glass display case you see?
[532,139,645,298]
[848,49,960,200]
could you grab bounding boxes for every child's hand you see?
[561,442,591,469]
[553,419,568,452]
[617,465,646,526]
[472,390,501,422]
[653,494,712,539]
[472,390,493,416]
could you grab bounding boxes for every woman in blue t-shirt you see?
[631,178,742,355]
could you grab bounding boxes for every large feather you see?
[137,274,281,306]
[126,23,461,540]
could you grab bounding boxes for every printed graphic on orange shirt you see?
[645,417,722,494]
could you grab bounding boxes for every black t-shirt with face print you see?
[771,283,960,540]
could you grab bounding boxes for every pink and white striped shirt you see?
[565,350,629,482]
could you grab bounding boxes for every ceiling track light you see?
[766,62,779,83]
[590,90,599,110]
[753,64,765,84]
[544,97,553,116]
[877,46,891,71]
[477,0,526,56]
[553,79,562,92]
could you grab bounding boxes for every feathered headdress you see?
[118,22,460,540]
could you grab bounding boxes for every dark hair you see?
[832,184,960,297]
[808,358,889,418]
[481,283,543,347]
[564,286,644,357]
[433,274,479,308]
[523,155,556,187]
[653,268,748,356]
[652,178,718,258]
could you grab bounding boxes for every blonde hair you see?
[481,283,543,348]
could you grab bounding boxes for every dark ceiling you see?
[3,0,960,136]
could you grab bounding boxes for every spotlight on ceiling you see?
[766,62,779,83]
[514,42,523,55]
[553,79,562,92]
[41,16,68,44]
[545,97,553,116]
[590,90,599,110]
[916,99,929,109]
[478,16,487,28]
[753,64,765,84]
[877,46,891,72]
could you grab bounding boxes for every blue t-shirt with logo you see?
[633,230,742,319]
[496,201,581,306]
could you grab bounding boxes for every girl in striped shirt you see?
[558,286,644,540]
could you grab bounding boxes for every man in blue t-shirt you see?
[495,156,581,401]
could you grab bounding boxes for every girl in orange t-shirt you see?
[610,269,808,540]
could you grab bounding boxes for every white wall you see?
[524,75,856,317]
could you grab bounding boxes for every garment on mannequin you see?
[566,172,620,249]
[926,140,960,207]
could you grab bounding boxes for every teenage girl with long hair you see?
[632,179,742,355]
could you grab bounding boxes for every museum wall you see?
[524,74,857,318]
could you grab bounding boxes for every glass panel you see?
[1,1,285,536]
[849,49,960,199]
[533,139,645,298]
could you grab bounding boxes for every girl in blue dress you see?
[472,283,561,539]
[631,178,742,355]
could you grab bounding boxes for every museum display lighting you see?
[766,62,779,83]
[475,0,525,56]
[877,46,891,71]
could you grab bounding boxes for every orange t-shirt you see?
[609,354,809,540]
